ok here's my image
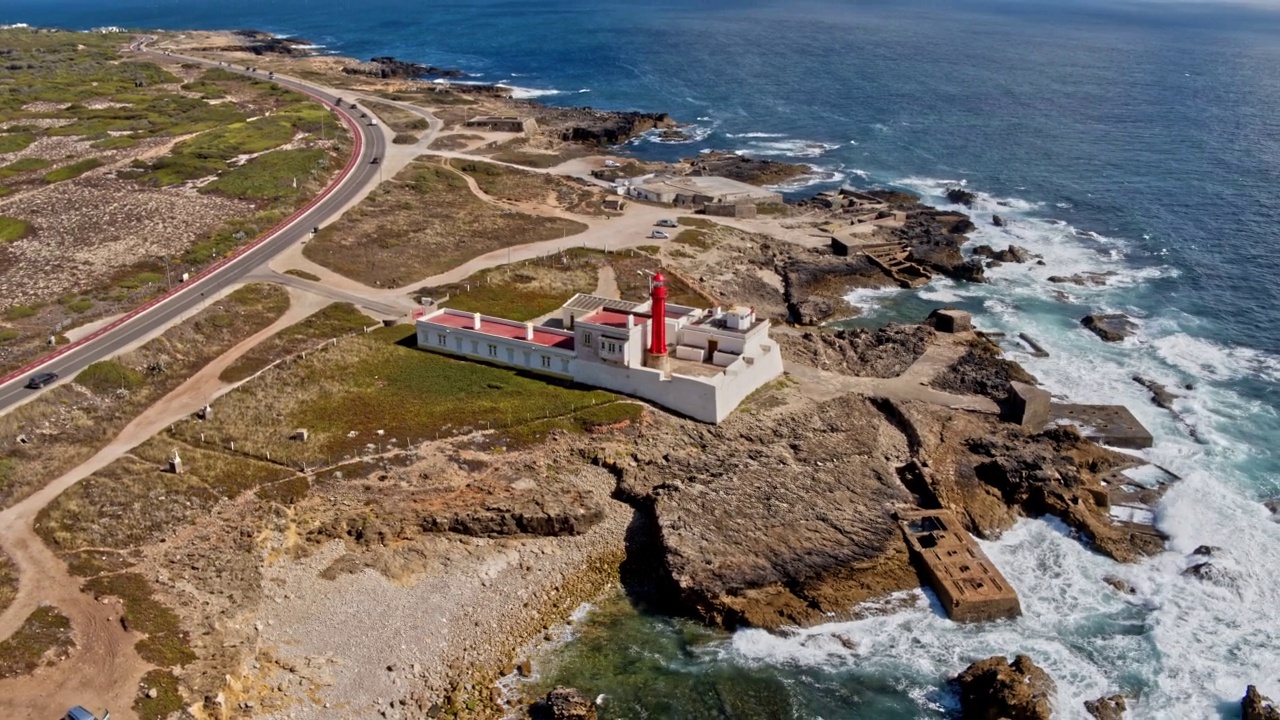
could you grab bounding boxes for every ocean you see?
[5,0,1279,716]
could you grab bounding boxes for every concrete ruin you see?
[624,174,782,208]
[463,115,537,134]
[898,509,1022,622]
[1051,403,1154,449]
[1005,381,1051,432]
[930,309,973,334]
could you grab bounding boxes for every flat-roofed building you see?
[416,276,784,423]
[625,174,782,207]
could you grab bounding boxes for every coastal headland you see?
[0,27,1200,720]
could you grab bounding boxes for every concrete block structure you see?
[898,509,1021,623]
[1050,403,1154,449]
[624,175,782,208]
[1005,381,1051,432]
[463,115,537,134]
[416,274,784,423]
[930,309,973,333]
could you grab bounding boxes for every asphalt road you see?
[0,40,387,414]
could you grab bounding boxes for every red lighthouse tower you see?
[645,271,671,372]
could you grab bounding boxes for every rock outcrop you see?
[776,249,893,325]
[684,150,809,187]
[1082,313,1138,342]
[1049,271,1114,286]
[954,654,1054,720]
[1084,694,1128,720]
[1132,375,1176,410]
[992,214,1006,227]
[931,339,1038,400]
[778,325,935,378]
[945,187,977,207]
[1243,686,1280,720]
[973,244,1032,263]
[558,110,677,146]
[608,396,917,629]
[343,56,471,79]
[531,687,597,720]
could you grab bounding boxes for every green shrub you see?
[201,148,327,200]
[76,360,145,393]
[42,158,103,183]
[0,133,36,154]
[66,298,94,314]
[4,304,39,320]
[0,217,31,243]
[0,157,51,178]
[0,329,18,344]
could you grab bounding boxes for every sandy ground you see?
[0,286,331,720]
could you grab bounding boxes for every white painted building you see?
[415,281,784,423]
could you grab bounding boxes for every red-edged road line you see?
[0,70,364,388]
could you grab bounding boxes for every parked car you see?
[64,707,109,720]
[369,118,378,127]
[655,218,678,228]
[25,371,58,389]
[648,230,670,240]
[370,157,380,165]
[603,160,620,168]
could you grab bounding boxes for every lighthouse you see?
[645,270,671,373]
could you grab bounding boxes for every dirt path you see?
[0,286,330,720]
[594,264,620,299]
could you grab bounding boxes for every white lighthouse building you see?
[414,272,785,423]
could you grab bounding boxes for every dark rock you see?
[1007,245,1032,263]
[1103,575,1136,595]
[1243,685,1280,720]
[975,245,1030,263]
[1265,499,1280,516]
[1182,561,1242,592]
[945,187,977,207]
[780,325,936,378]
[342,56,471,79]
[931,338,1038,401]
[1048,272,1113,287]
[1084,694,1128,720]
[531,687,597,720]
[684,150,809,187]
[992,214,1006,227]
[972,245,997,259]
[1081,314,1138,342]
[1132,375,1176,410]
[1191,544,1221,557]
[560,111,676,147]
[953,258,987,283]
[954,654,1055,720]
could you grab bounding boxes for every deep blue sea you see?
[6,0,1280,716]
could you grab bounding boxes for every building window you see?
[488,343,498,357]
[584,332,592,347]
[541,355,551,368]
[437,333,447,346]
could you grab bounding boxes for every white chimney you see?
[626,314,635,329]
[525,323,534,340]
[472,312,481,330]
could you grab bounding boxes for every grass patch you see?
[0,283,290,511]
[170,329,622,469]
[0,329,18,344]
[449,158,602,213]
[500,401,643,449]
[82,573,194,667]
[0,157,51,178]
[362,100,430,134]
[420,255,598,321]
[75,359,146,394]
[284,268,321,282]
[0,605,74,679]
[65,297,94,314]
[4,303,40,320]
[304,160,587,287]
[392,132,418,145]
[42,157,104,183]
[0,550,15,615]
[673,228,715,251]
[91,135,138,150]
[182,208,286,264]
[134,669,184,720]
[201,148,328,201]
[0,216,32,243]
[0,133,36,154]
[219,302,371,383]
[677,216,717,229]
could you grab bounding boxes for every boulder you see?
[954,654,1055,720]
[1081,314,1137,342]
[954,258,987,283]
[945,187,977,207]
[531,687,597,720]
[1048,272,1113,287]
[1085,694,1128,720]
[1103,575,1136,595]
[1243,686,1280,720]
[1007,245,1032,263]
[1132,375,1176,410]
[992,214,1006,227]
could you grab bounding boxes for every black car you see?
[371,157,380,165]
[25,371,58,389]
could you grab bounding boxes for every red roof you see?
[580,308,650,329]
[427,312,575,350]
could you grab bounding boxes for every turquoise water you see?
[6,1,1280,715]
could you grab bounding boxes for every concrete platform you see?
[898,509,1021,623]
[1050,403,1154,449]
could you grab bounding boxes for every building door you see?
[707,339,718,362]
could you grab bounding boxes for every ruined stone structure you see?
[897,509,1021,622]
[463,115,537,134]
